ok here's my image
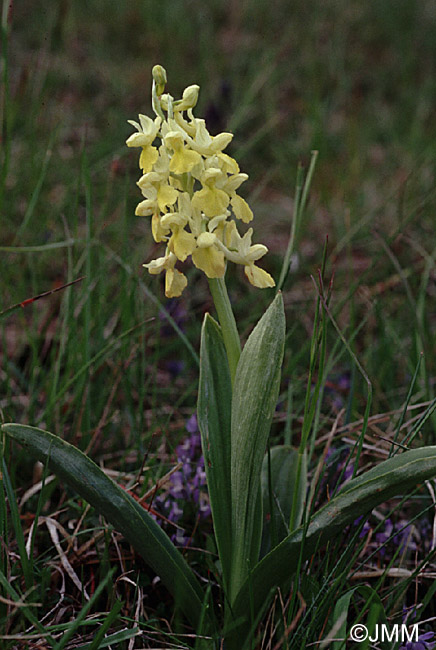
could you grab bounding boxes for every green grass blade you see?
[99,240,199,365]
[276,150,318,292]
[1,457,33,589]
[276,163,303,293]
[53,568,117,650]
[74,627,141,650]
[331,588,356,650]
[231,445,436,638]
[0,568,56,644]
[391,352,423,456]
[14,130,57,242]
[229,293,285,603]
[36,319,148,424]
[0,239,80,253]
[1,423,206,630]
[197,314,233,590]
[77,598,123,650]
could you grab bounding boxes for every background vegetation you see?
[2,0,436,647]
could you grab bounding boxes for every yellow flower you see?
[192,185,229,217]
[135,199,156,217]
[192,247,226,278]
[190,119,233,156]
[143,251,187,298]
[126,115,161,147]
[174,85,200,112]
[157,183,178,212]
[217,152,240,175]
[151,213,169,242]
[143,251,175,275]
[231,193,253,223]
[213,222,275,287]
[244,264,275,288]
[126,115,161,173]
[137,172,179,214]
[192,169,230,217]
[164,131,202,174]
[165,268,188,297]
[222,224,268,264]
[191,232,226,278]
[168,227,196,261]
[220,173,248,193]
[139,146,159,173]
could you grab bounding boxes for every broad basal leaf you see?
[229,292,285,602]
[198,314,233,590]
[2,423,206,630]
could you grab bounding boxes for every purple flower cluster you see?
[323,449,433,565]
[356,514,433,559]
[151,413,211,546]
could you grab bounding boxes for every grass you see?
[2,0,436,647]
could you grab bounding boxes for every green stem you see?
[208,276,241,384]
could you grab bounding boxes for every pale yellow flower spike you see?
[127,65,275,296]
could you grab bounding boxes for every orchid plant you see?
[4,66,436,649]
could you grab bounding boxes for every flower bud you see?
[159,93,175,112]
[210,132,233,153]
[176,85,200,111]
[152,65,167,95]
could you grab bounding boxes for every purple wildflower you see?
[185,413,198,434]
[392,520,418,553]
[337,373,351,391]
[353,515,371,539]
[150,412,210,545]
[342,459,355,483]
[165,359,185,378]
[374,518,394,556]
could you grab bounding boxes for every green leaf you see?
[229,293,285,602]
[331,589,356,650]
[231,445,436,637]
[1,423,206,630]
[74,627,140,650]
[261,446,307,555]
[198,314,233,589]
[361,585,392,650]
[330,585,390,650]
